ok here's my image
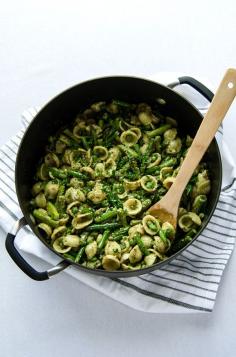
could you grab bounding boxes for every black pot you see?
[5,76,222,280]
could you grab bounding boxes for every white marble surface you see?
[1,1,236,356]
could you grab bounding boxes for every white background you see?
[1,1,236,356]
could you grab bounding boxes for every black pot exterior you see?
[14,76,222,278]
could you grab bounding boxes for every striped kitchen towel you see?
[1,79,236,313]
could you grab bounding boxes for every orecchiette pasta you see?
[30,99,211,271]
[72,213,93,229]
[123,198,142,216]
[178,212,201,232]
[166,137,182,154]
[120,130,139,147]
[140,175,157,192]
[142,215,160,235]
[124,179,140,191]
[93,146,108,160]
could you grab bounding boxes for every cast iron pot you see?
[5,75,222,280]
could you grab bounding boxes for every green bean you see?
[46,202,59,220]
[64,253,76,261]
[33,209,59,228]
[130,219,142,226]
[86,223,121,231]
[135,233,149,256]
[98,230,110,251]
[54,184,65,213]
[50,167,87,181]
[67,170,87,180]
[49,167,67,179]
[118,145,139,158]
[146,124,171,137]
[95,208,118,223]
[145,167,160,175]
[159,229,167,243]
[158,157,177,169]
[105,129,118,147]
[146,157,177,174]
[111,227,129,241]
[75,246,85,263]
[133,144,141,155]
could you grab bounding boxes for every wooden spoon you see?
[148,68,236,228]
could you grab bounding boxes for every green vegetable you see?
[146,124,171,137]
[111,227,129,241]
[86,223,121,231]
[95,209,118,223]
[159,229,167,243]
[75,247,85,263]
[33,209,59,228]
[118,145,139,158]
[49,167,67,179]
[98,230,110,251]
[46,202,59,220]
[135,233,149,256]
[67,170,87,180]
[30,99,211,272]
[64,253,76,261]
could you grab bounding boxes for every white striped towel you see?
[1,77,236,313]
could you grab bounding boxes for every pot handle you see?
[5,217,70,281]
[168,76,214,102]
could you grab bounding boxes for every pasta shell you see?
[129,245,142,264]
[163,176,175,189]
[140,175,157,192]
[128,224,145,238]
[144,254,157,266]
[123,198,142,216]
[108,147,120,161]
[124,179,140,191]
[53,237,71,254]
[93,146,108,160]
[142,215,160,235]
[120,130,138,147]
[66,201,80,216]
[51,226,67,240]
[72,212,93,229]
[102,255,120,271]
[147,153,161,168]
[37,223,52,239]
[178,212,201,232]
[105,241,121,258]
[63,235,80,248]
[85,241,98,260]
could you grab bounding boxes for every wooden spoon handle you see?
[166,68,236,205]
